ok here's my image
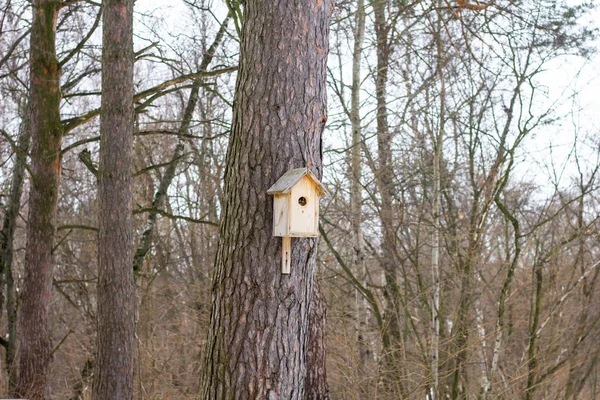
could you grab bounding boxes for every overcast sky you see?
[134,0,600,189]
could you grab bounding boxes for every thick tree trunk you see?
[201,0,332,398]
[93,0,135,398]
[16,1,63,398]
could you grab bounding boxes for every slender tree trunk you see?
[525,261,543,400]
[16,1,63,398]
[487,193,521,398]
[373,1,404,396]
[201,0,333,397]
[6,235,18,397]
[93,0,135,398]
[430,6,445,396]
[0,109,30,396]
[474,271,490,394]
[430,106,442,400]
[350,0,368,378]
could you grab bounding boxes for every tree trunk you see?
[431,7,445,396]
[306,282,330,399]
[16,1,63,398]
[372,1,404,396]
[0,108,31,396]
[350,0,369,379]
[201,0,333,398]
[93,0,135,398]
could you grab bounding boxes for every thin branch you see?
[133,208,218,226]
[62,66,237,133]
[58,5,102,68]
[51,329,74,356]
[0,28,30,70]
[57,224,98,232]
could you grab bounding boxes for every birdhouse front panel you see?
[288,176,318,237]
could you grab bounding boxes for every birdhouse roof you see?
[267,167,327,195]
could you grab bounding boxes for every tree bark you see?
[16,1,63,398]
[201,0,333,398]
[93,0,135,398]
[306,282,330,399]
[0,108,30,396]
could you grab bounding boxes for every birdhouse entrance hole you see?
[298,196,307,206]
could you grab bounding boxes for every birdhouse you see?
[267,167,327,274]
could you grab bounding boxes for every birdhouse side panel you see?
[272,194,290,237]
[314,189,319,231]
[289,176,318,237]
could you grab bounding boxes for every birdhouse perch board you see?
[267,167,327,274]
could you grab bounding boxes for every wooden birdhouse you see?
[267,167,327,274]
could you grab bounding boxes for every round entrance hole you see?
[298,196,307,207]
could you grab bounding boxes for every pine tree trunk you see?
[16,1,63,398]
[201,0,333,398]
[306,283,330,399]
[93,0,135,398]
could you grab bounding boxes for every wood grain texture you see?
[201,0,333,398]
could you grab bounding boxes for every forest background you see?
[1,0,600,398]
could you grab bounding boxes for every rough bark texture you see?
[16,1,63,398]
[306,283,330,399]
[93,0,135,398]
[201,0,333,398]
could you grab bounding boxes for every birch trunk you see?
[350,0,368,377]
[431,6,444,396]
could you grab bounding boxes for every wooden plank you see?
[272,195,289,236]
[267,167,328,195]
[267,168,307,194]
[282,236,291,274]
